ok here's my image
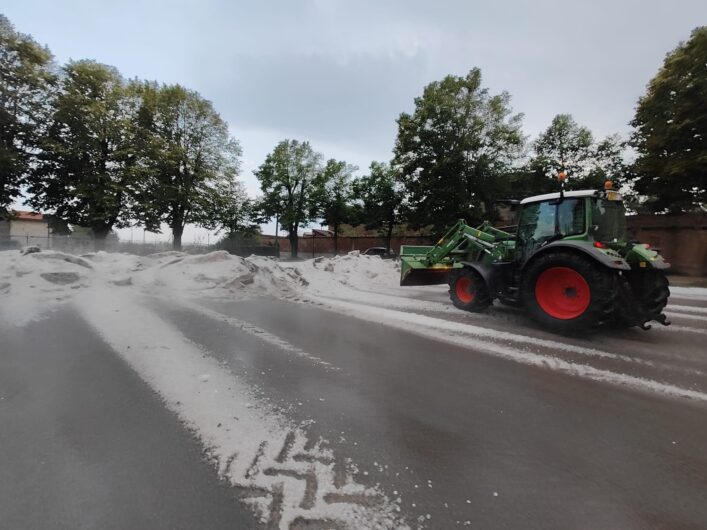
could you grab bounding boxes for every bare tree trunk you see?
[173,226,184,251]
[385,221,394,253]
[92,226,110,252]
[289,231,298,258]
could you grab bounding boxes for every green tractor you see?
[399,183,671,332]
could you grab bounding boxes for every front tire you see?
[521,252,617,332]
[449,267,492,312]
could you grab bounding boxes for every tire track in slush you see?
[305,296,707,405]
[311,294,707,376]
[75,287,408,530]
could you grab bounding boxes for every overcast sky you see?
[4,0,706,241]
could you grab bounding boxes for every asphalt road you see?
[161,288,707,530]
[2,283,707,529]
[0,310,256,530]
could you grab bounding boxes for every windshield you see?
[592,198,627,242]
[516,198,585,261]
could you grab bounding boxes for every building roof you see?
[520,190,598,205]
[11,210,46,222]
[304,229,334,237]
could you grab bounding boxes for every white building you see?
[0,210,50,244]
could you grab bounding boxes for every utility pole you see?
[275,215,280,256]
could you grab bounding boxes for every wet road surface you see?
[3,283,707,529]
[0,311,256,530]
[158,290,707,529]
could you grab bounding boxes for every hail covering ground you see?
[1,248,707,528]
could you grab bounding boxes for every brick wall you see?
[627,213,707,277]
[261,235,434,256]
[262,213,707,277]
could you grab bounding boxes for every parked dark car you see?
[362,247,396,259]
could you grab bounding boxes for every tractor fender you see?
[459,261,496,290]
[522,240,631,273]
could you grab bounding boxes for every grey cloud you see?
[194,51,427,152]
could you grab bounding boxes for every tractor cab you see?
[514,188,628,264]
[591,194,628,243]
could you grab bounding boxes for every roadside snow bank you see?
[133,250,304,297]
[289,253,400,292]
[0,250,297,324]
[0,249,96,325]
[0,249,402,325]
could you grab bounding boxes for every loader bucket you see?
[399,255,454,286]
[400,265,454,286]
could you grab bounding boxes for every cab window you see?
[516,198,585,260]
[558,199,585,236]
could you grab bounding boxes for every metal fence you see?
[0,235,284,259]
[0,235,211,256]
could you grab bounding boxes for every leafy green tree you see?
[0,15,55,217]
[504,168,553,199]
[393,68,524,232]
[631,26,707,212]
[134,83,242,250]
[213,179,260,252]
[255,140,322,257]
[28,60,139,247]
[531,114,592,184]
[529,114,627,191]
[352,161,404,252]
[315,158,357,253]
[211,178,258,237]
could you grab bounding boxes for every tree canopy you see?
[255,140,322,257]
[352,161,405,252]
[631,26,707,212]
[0,15,55,217]
[133,83,242,249]
[315,159,357,253]
[394,68,525,232]
[529,114,626,192]
[28,60,139,244]
[211,178,259,241]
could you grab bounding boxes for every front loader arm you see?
[423,220,508,265]
[399,220,512,286]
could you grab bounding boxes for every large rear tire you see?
[624,269,670,325]
[521,252,617,332]
[449,267,492,312]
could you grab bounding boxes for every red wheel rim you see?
[456,276,476,303]
[535,267,590,319]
